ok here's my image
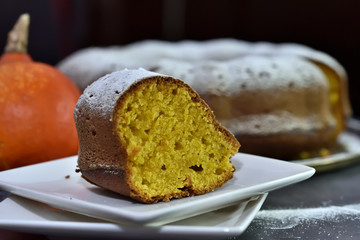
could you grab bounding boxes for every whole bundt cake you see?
[61,39,351,159]
[153,56,339,159]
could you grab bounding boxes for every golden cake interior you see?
[312,61,348,134]
[293,61,349,159]
[114,77,237,202]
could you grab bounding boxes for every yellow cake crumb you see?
[116,79,236,201]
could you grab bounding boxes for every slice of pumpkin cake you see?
[74,68,240,203]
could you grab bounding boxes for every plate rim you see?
[292,118,360,172]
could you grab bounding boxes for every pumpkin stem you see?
[4,13,30,54]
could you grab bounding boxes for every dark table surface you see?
[241,160,360,240]
[1,120,360,240]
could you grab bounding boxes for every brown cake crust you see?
[74,69,239,203]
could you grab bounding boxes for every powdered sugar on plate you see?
[237,204,360,240]
[254,204,360,230]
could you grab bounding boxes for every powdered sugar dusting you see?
[221,112,335,135]
[254,204,360,230]
[155,55,327,96]
[236,204,360,240]
[74,68,165,121]
[238,204,360,239]
[57,39,345,93]
[228,203,360,240]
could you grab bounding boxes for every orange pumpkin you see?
[0,14,81,170]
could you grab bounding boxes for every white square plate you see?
[0,193,267,239]
[0,153,315,225]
